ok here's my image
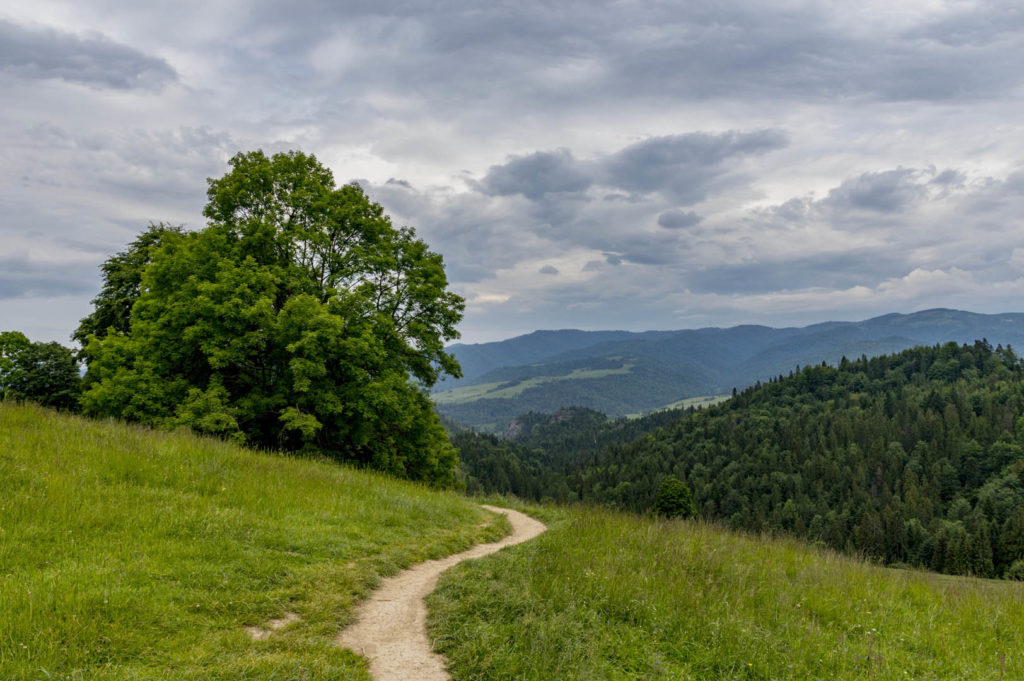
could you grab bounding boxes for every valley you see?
[436,309,1024,429]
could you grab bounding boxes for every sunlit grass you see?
[429,505,1024,680]
[626,393,731,419]
[431,364,635,405]
[0,402,508,680]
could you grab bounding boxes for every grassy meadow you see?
[429,506,1024,681]
[431,364,636,405]
[0,402,508,680]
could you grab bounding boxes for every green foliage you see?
[0,330,80,409]
[1005,559,1024,580]
[0,402,508,680]
[452,406,698,501]
[652,475,695,518]
[464,341,1024,578]
[429,507,1024,680]
[571,341,1024,578]
[79,150,464,484]
[73,223,183,346]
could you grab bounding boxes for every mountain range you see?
[434,308,1024,429]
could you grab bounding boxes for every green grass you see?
[428,506,1024,680]
[0,402,509,680]
[431,364,635,405]
[626,393,731,419]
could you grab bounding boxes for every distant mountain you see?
[436,309,1024,428]
[444,329,677,387]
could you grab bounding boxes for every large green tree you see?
[73,223,182,346]
[1,331,81,410]
[80,150,464,484]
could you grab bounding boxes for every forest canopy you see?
[456,341,1024,578]
[77,150,464,484]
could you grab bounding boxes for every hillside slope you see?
[0,403,507,680]
[437,309,1024,428]
[500,341,1024,579]
[430,507,1024,680]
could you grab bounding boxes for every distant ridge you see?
[436,309,1024,428]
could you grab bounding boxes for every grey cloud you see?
[687,251,907,295]
[906,3,1024,47]
[822,168,928,214]
[367,180,549,283]
[44,125,238,205]
[600,131,788,203]
[617,234,684,266]
[272,2,1024,109]
[478,149,591,199]
[932,169,966,187]
[539,264,559,275]
[476,130,786,206]
[1004,170,1024,194]
[658,210,703,230]
[0,257,98,300]
[0,19,176,90]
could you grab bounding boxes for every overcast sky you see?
[3,1,1024,345]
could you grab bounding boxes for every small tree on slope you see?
[652,476,696,519]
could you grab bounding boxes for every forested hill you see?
[436,309,1024,429]
[458,341,1024,579]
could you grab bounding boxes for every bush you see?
[1004,559,1024,580]
[652,476,695,518]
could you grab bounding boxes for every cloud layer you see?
[0,19,176,89]
[2,1,1024,344]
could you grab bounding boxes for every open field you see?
[431,363,635,405]
[429,505,1024,680]
[0,402,508,680]
[626,393,731,419]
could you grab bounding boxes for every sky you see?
[2,1,1024,345]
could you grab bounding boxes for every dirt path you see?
[336,505,546,681]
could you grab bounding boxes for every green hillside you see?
[437,309,1024,428]
[456,341,1024,579]
[430,506,1024,680]
[0,402,507,680]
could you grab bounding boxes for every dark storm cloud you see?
[478,149,591,200]
[0,19,176,90]
[657,210,703,230]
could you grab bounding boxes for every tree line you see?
[456,341,1024,578]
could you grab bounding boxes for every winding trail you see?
[337,505,546,681]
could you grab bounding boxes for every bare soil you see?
[336,505,547,680]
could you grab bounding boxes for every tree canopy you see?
[455,341,1024,578]
[0,331,81,410]
[79,150,464,484]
